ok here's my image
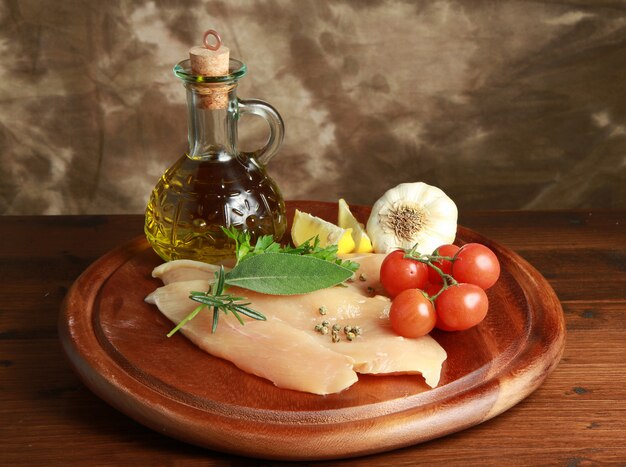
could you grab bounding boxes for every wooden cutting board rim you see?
[59,201,566,460]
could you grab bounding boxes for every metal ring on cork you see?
[203,29,222,51]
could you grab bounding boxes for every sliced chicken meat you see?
[146,254,447,394]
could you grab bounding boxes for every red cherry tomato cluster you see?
[381,243,500,338]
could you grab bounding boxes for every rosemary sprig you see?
[166,265,266,337]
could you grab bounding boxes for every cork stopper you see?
[189,30,230,109]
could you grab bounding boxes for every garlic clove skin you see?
[366,182,458,255]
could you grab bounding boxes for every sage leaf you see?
[224,252,354,295]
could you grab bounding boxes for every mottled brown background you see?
[1,0,625,215]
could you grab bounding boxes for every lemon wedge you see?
[337,199,374,253]
[291,209,355,254]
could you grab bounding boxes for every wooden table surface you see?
[1,210,625,466]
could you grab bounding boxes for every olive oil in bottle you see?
[145,153,285,263]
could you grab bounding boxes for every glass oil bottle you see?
[145,54,286,263]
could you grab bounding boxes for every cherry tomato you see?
[451,243,500,290]
[435,283,489,331]
[427,244,460,285]
[434,313,456,331]
[389,289,437,338]
[380,250,428,298]
[423,281,443,298]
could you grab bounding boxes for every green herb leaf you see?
[252,234,276,253]
[224,252,355,295]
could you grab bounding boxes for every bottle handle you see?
[238,98,284,165]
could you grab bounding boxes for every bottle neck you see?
[186,82,238,160]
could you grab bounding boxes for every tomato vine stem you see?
[402,248,459,302]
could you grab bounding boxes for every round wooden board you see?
[59,201,565,461]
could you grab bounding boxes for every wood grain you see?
[57,202,564,460]
[1,209,624,465]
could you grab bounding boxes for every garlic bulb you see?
[366,182,458,254]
